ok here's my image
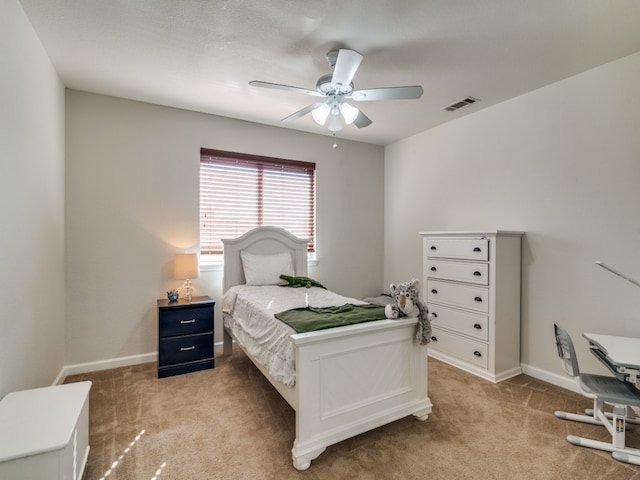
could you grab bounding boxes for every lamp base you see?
[183,279,193,302]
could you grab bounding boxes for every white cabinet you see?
[0,381,91,480]
[421,231,523,382]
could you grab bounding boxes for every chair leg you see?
[563,403,640,457]
[567,435,640,455]
[555,410,603,425]
[555,398,603,425]
[584,407,640,425]
[613,451,640,465]
[599,404,626,449]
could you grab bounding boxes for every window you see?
[200,148,316,259]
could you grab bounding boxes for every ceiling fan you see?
[249,49,423,132]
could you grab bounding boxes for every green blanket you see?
[274,303,387,334]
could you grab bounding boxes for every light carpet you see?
[65,353,640,480]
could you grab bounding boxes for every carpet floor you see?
[65,353,640,480]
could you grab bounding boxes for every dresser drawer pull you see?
[473,323,482,330]
[431,336,438,342]
[474,296,482,302]
[430,266,437,271]
[432,312,438,318]
[430,245,437,250]
[473,271,482,276]
[473,351,482,357]
[181,319,196,324]
[180,346,196,352]
[473,247,482,252]
[431,289,438,294]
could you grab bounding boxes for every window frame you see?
[199,148,316,264]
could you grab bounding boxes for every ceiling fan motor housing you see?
[316,73,353,95]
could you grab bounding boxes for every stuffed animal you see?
[385,279,432,345]
[279,274,326,289]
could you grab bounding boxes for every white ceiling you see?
[18,0,640,146]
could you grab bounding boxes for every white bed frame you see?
[222,226,431,470]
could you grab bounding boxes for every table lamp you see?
[174,253,199,301]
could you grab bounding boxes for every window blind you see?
[200,148,316,256]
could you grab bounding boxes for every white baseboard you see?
[55,352,158,384]
[520,362,579,394]
[54,341,227,385]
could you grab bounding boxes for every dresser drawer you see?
[427,279,489,313]
[159,332,213,366]
[429,326,488,369]
[426,259,489,285]
[427,303,488,341]
[425,237,489,261]
[159,304,213,338]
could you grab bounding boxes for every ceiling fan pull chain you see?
[332,133,338,149]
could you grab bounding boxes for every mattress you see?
[222,285,366,387]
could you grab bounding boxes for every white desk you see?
[582,333,640,384]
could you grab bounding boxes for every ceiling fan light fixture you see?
[327,113,343,132]
[311,103,331,125]
[339,102,359,124]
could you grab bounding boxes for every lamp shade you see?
[174,253,199,279]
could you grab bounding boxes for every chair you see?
[553,323,640,461]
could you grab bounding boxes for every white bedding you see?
[222,285,367,387]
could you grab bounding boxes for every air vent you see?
[444,96,480,112]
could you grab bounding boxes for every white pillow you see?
[240,251,294,286]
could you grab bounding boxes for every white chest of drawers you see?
[420,231,523,382]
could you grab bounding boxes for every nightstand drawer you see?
[159,332,213,366]
[159,305,213,337]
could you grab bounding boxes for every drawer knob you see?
[430,266,437,271]
[432,312,438,318]
[430,246,437,250]
[474,351,482,357]
[431,289,438,294]
[473,323,482,329]
[473,271,482,276]
[473,247,482,252]
[474,296,482,302]
[431,336,438,342]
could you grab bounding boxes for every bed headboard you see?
[221,226,309,292]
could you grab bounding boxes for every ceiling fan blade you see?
[349,86,424,101]
[281,103,324,123]
[353,110,372,128]
[331,49,363,92]
[250,80,324,97]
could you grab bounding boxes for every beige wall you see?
[0,0,66,397]
[65,91,384,366]
[385,51,640,383]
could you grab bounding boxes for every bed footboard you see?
[290,317,431,470]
